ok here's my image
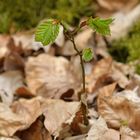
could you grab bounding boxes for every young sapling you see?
[35,17,113,125]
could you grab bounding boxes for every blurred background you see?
[0,0,140,73]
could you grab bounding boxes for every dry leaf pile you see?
[0,2,140,140]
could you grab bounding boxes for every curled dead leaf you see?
[0,97,42,136]
[86,117,120,140]
[86,58,130,94]
[86,57,113,93]
[25,54,80,99]
[111,61,130,88]
[17,117,52,140]
[43,99,80,137]
[98,83,140,133]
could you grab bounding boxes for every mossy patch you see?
[0,0,96,33]
[109,20,140,73]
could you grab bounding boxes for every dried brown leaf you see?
[25,54,80,99]
[0,35,10,59]
[0,137,20,140]
[0,97,42,136]
[86,57,113,93]
[86,117,120,140]
[120,126,140,140]
[97,0,138,13]
[86,58,130,94]
[70,103,88,135]
[0,71,24,105]
[98,84,140,132]
[17,117,52,140]
[111,61,130,88]
[15,87,34,98]
[4,52,25,71]
[43,99,80,137]
[4,37,25,71]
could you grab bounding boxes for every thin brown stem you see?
[71,37,86,95]
[80,55,86,93]
[71,37,88,125]
[61,22,88,125]
[61,22,86,99]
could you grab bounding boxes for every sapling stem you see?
[71,38,88,125]
[71,45,88,125]
[62,24,88,125]
[70,37,86,96]
[61,22,86,99]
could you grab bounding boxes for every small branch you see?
[103,36,112,48]
[71,37,88,125]
[70,38,80,55]
[61,21,87,96]
[70,20,87,36]
[61,22,88,125]
[71,37,86,95]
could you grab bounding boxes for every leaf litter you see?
[1,4,140,139]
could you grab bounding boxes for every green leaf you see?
[35,19,60,46]
[87,17,113,35]
[82,48,93,62]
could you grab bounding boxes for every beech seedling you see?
[35,17,113,125]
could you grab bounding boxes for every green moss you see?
[109,20,140,63]
[0,0,96,33]
[109,20,140,74]
[0,12,11,33]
